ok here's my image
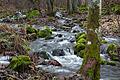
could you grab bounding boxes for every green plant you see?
[8,55,31,71]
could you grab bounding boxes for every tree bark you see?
[67,0,79,14]
[46,0,54,15]
[80,0,100,80]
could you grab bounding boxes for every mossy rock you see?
[26,26,52,39]
[36,27,52,38]
[107,43,119,61]
[100,59,116,66]
[107,44,117,53]
[26,9,40,19]
[77,50,85,58]
[8,55,31,71]
[111,55,119,61]
[74,32,87,58]
[75,43,85,53]
[101,40,108,44]
[76,32,86,42]
[77,38,86,44]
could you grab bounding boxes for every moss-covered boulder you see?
[74,32,87,58]
[8,55,31,72]
[36,27,52,38]
[107,43,119,61]
[75,32,86,42]
[26,26,52,39]
[101,39,108,44]
[100,59,116,66]
[26,9,40,19]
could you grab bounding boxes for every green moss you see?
[26,9,40,19]
[26,26,52,39]
[75,32,87,58]
[78,5,88,13]
[26,26,37,34]
[77,50,85,58]
[100,59,116,66]
[111,56,119,61]
[36,27,52,38]
[75,43,85,53]
[87,68,94,79]
[80,4,100,80]
[76,32,86,41]
[107,43,119,61]
[77,38,86,44]
[107,43,117,52]
[8,55,31,71]
[101,40,108,44]
[107,61,116,66]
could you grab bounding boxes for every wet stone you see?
[57,34,62,38]
[52,49,65,56]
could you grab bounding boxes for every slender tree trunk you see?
[46,0,54,15]
[67,0,79,14]
[67,0,73,14]
[100,0,102,15]
[72,0,78,12]
[80,0,100,80]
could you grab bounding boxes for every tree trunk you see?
[100,0,102,15]
[72,0,78,12]
[80,0,100,80]
[67,0,79,14]
[46,0,54,15]
[67,0,73,14]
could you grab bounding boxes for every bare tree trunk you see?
[46,0,54,15]
[67,0,73,14]
[99,0,102,15]
[72,0,79,12]
[80,0,100,80]
[67,0,79,14]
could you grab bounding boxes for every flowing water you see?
[30,30,83,75]
[30,28,120,80]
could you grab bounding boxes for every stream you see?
[0,12,120,80]
[30,27,120,80]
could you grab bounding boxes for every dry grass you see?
[0,24,16,34]
[0,24,28,55]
